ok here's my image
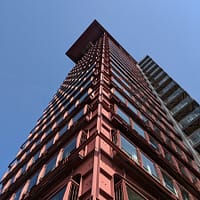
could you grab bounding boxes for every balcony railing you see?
[166,88,183,104]
[189,129,200,146]
[171,96,193,115]
[154,71,165,81]
[157,75,169,87]
[179,107,200,129]
[149,66,160,77]
[159,81,176,96]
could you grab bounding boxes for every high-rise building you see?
[0,20,200,200]
[139,56,200,155]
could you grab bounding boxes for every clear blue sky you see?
[0,0,200,180]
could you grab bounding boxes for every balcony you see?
[149,66,160,78]
[189,129,200,148]
[165,88,183,105]
[143,60,154,73]
[156,76,170,88]
[153,71,165,82]
[146,63,157,76]
[179,107,200,129]
[171,96,193,116]
[160,81,176,98]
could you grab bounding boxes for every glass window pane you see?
[79,92,88,103]
[62,138,76,159]
[73,109,84,122]
[59,124,68,136]
[181,189,190,200]
[128,102,137,114]
[141,153,158,178]
[117,108,129,124]
[14,188,22,200]
[162,173,176,194]
[68,104,75,114]
[126,186,144,200]
[113,78,122,89]
[45,155,57,176]
[120,134,138,161]
[114,90,125,102]
[46,138,54,150]
[27,171,39,192]
[50,186,66,200]
[34,151,40,162]
[149,136,158,150]
[133,122,144,137]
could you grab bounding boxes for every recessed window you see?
[128,102,137,114]
[114,90,125,103]
[79,92,88,103]
[73,109,84,122]
[27,171,39,193]
[68,104,75,114]
[181,189,190,200]
[14,186,24,200]
[117,108,130,124]
[141,114,148,123]
[34,151,40,162]
[113,78,122,89]
[45,138,54,150]
[21,163,27,174]
[149,136,158,150]
[141,153,158,178]
[164,149,173,164]
[120,134,138,161]
[133,122,144,138]
[44,154,57,176]
[59,124,68,136]
[126,186,145,200]
[62,138,76,160]
[162,173,176,194]
[50,186,66,200]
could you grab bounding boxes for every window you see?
[79,92,88,103]
[141,153,158,178]
[164,149,173,164]
[73,109,84,122]
[68,104,75,114]
[113,78,122,89]
[128,102,137,114]
[126,186,145,200]
[181,189,190,200]
[141,114,148,123]
[133,122,144,138]
[14,185,24,200]
[34,151,40,162]
[62,138,76,160]
[59,124,68,136]
[50,186,66,200]
[21,163,27,174]
[162,173,176,194]
[117,108,129,124]
[44,154,57,176]
[149,136,158,150]
[114,90,125,103]
[46,138,54,150]
[27,171,39,192]
[120,134,138,161]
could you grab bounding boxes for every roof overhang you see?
[66,20,105,63]
[66,20,137,64]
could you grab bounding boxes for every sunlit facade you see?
[0,20,200,200]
